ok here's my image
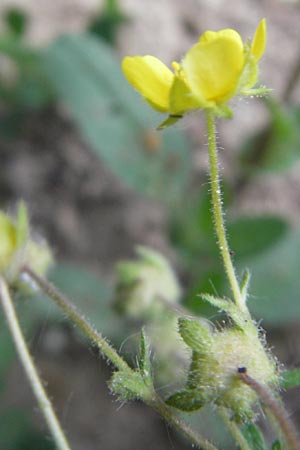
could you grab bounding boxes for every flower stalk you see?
[0,277,72,450]
[205,110,248,314]
[218,408,251,450]
[239,370,300,450]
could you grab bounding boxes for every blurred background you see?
[1,0,300,448]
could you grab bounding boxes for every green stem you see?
[218,408,251,450]
[21,266,131,373]
[148,394,219,450]
[205,110,247,313]
[0,278,72,450]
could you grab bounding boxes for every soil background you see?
[1,1,300,449]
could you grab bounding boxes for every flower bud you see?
[114,246,180,320]
[0,203,52,287]
[177,322,278,421]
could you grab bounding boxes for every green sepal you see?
[213,104,233,119]
[16,201,29,248]
[240,87,272,97]
[109,370,151,401]
[165,389,205,412]
[157,115,182,130]
[138,328,152,381]
[241,423,266,450]
[187,351,203,389]
[200,293,230,312]
[280,369,300,389]
[241,269,251,302]
[271,440,283,450]
[178,317,212,352]
[200,294,249,329]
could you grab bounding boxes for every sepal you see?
[157,114,182,130]
[138,328,152,381]
[178,317,212,352]
[165,389,205,412]
[109,370,151,401]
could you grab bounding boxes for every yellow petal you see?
[251,19,267,61]
[183,29,245,104]
[122,55,174,112]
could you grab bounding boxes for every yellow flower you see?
[122,19,267,128]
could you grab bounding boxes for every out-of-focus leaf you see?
[0,35,36,63]
[4,8,27,37]
[42,33,191,203]
[88,0,127,45]
[240,99,300,173]
[241,423,266,450]
[0,36,53,109]
[271,440,283,450]
[0,409,53,450]
[228,216,289,260]
[280,369,300,389]
[244,230,300,323]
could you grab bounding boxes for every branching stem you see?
[21,266,220,450]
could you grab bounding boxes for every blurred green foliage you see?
[88,0,127,45]
[0,409,53,450]
[240,99,300,173]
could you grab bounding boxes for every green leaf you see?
[42,33,191,203]
[280,369,300,389]
[244,230,300,323]
[165,389,205,412]
[228,216,288,260]
[241,423,266,450]
[271,440,283,450]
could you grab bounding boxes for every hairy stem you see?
[218,408,251,450]
[21,266,131,373]
[148,394,219,450]
[0,278,72,450]
[205,110,248,314]
[239,370,300,450]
